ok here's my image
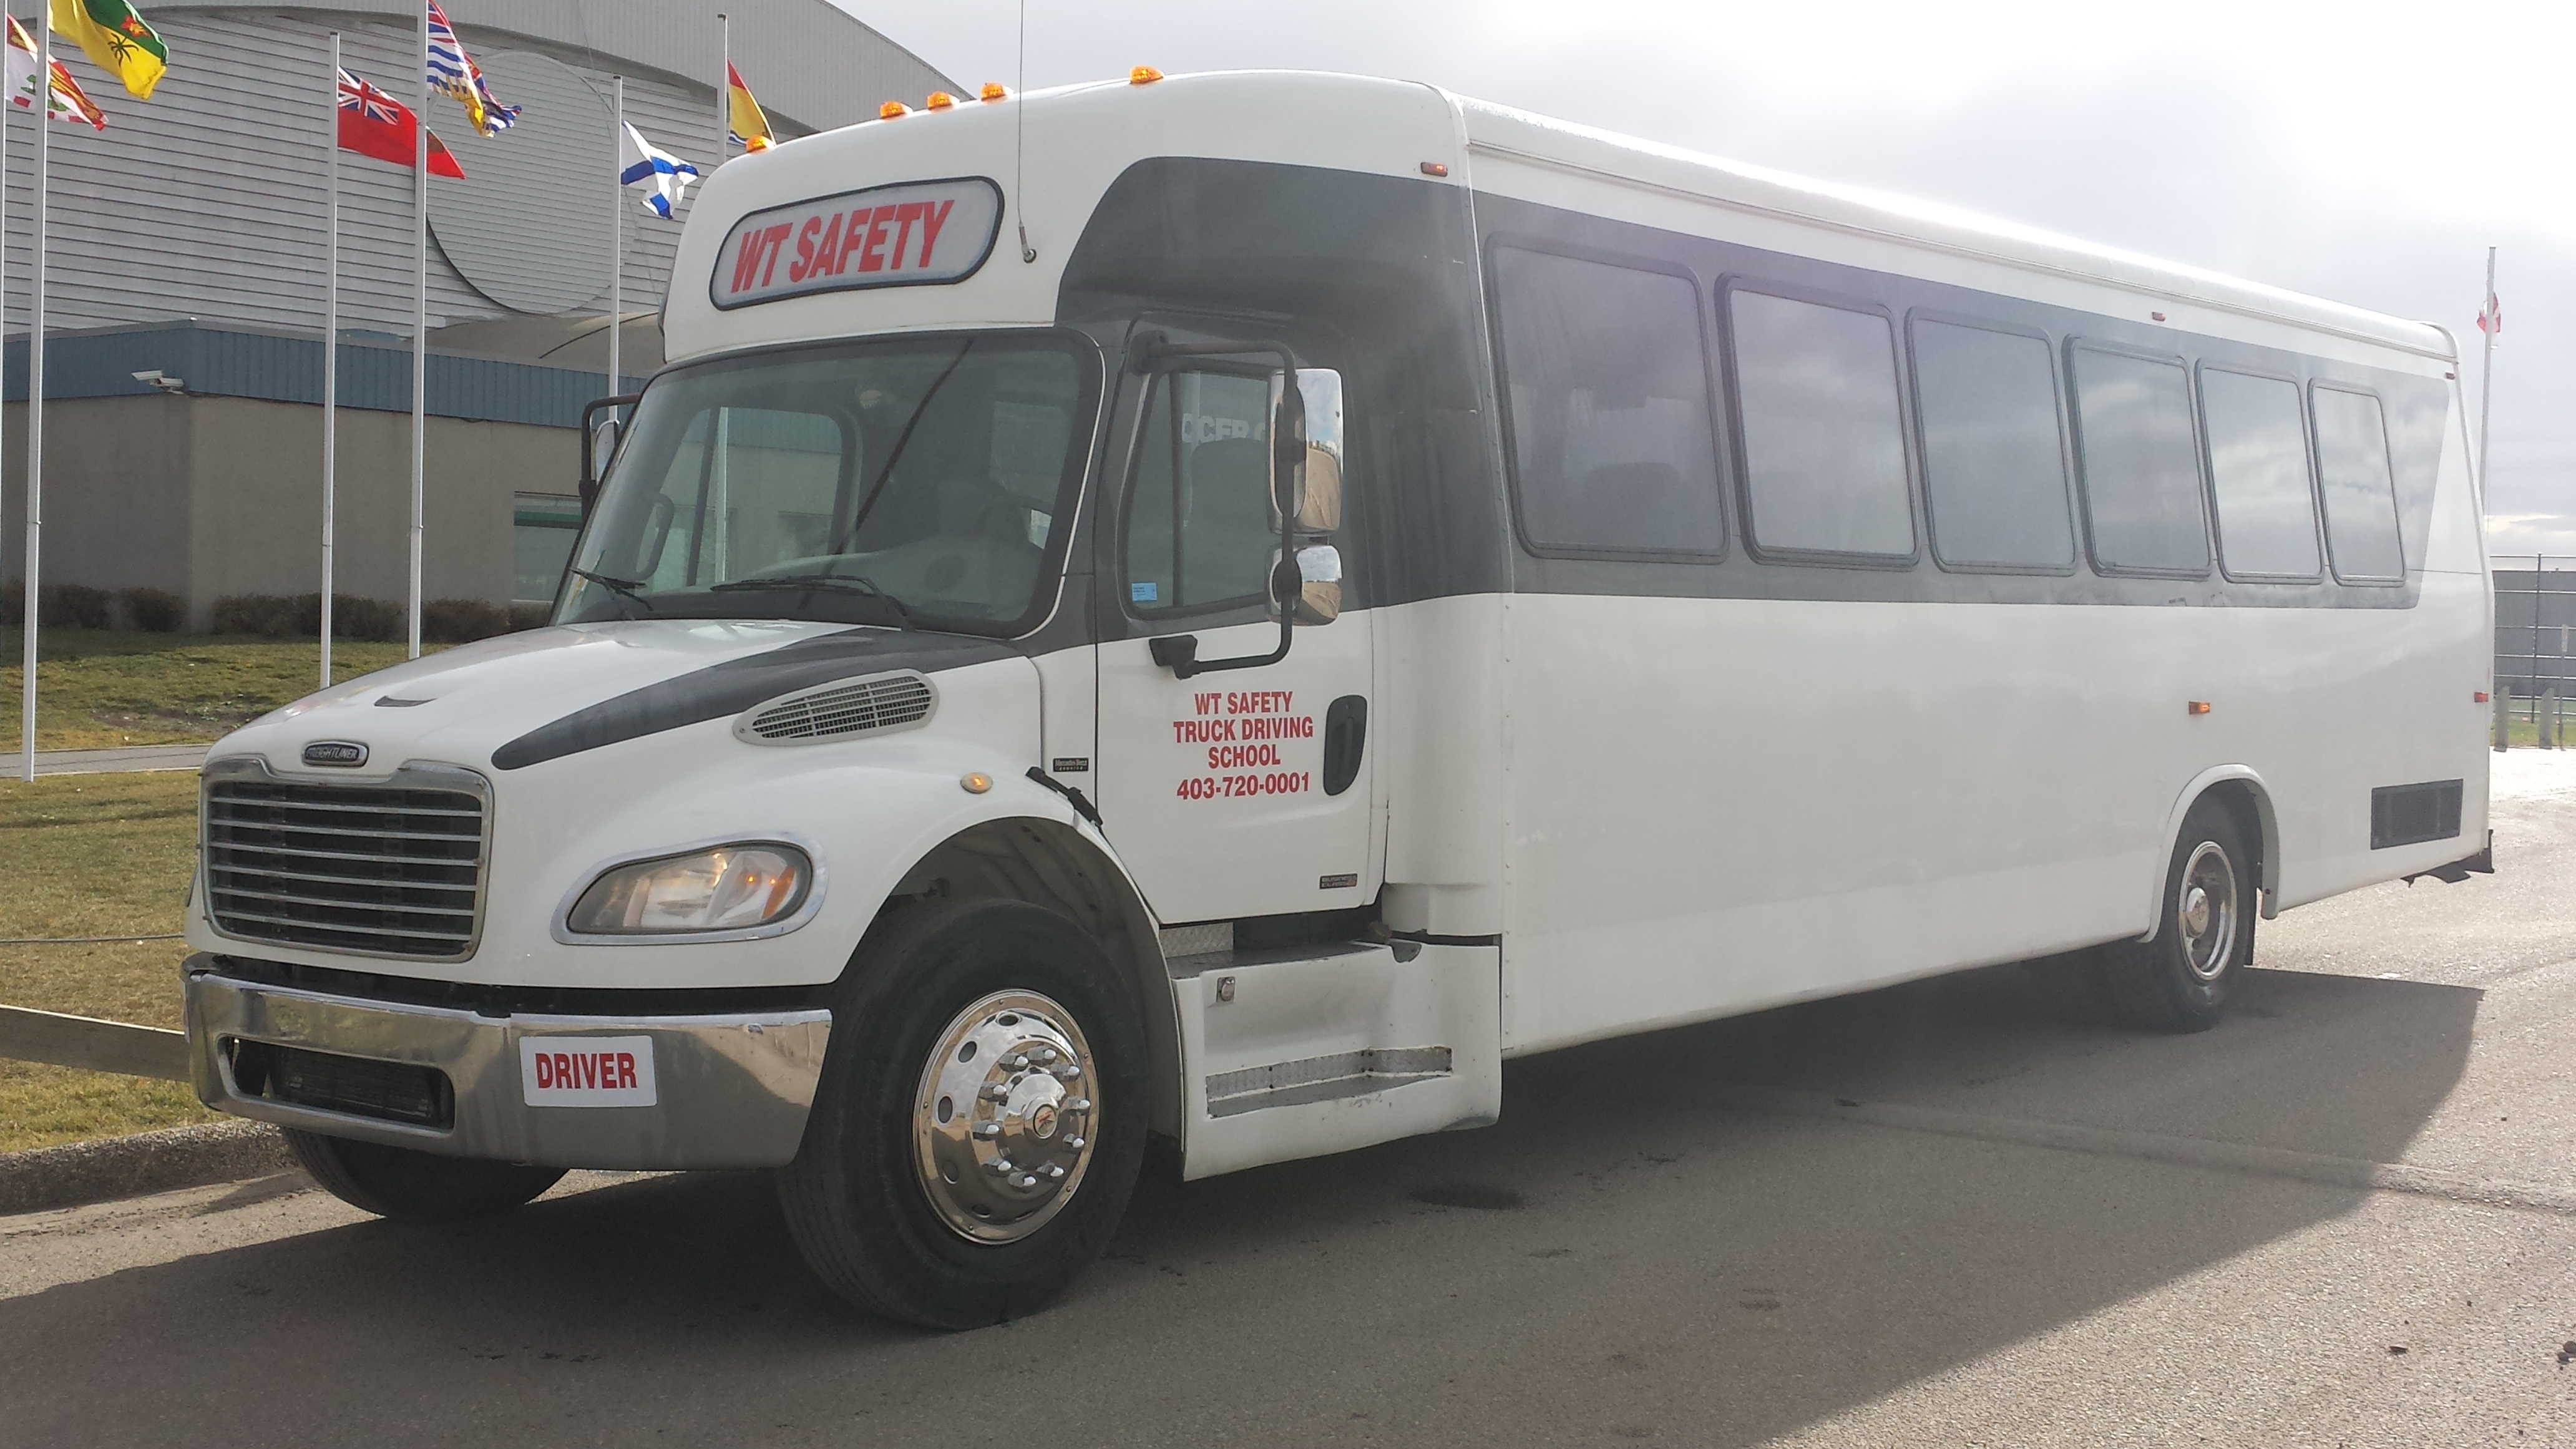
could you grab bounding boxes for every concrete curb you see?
[0,1120,295,1216]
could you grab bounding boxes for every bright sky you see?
[836,0,2576,559]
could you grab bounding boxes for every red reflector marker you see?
[2475,691,2490,703]
[1420,161,1450,177]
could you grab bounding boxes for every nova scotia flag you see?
[619,122,699,218]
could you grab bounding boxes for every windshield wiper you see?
[570,568,656,617]
[709,572,912,624]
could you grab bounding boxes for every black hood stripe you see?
[490,628,1017,771]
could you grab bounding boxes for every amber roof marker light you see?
[1129,65,1164,85]
[879,100,912,119]
[925,90,958,110]
[979,81,1009,102]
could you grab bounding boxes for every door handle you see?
[1323,695,1368,796]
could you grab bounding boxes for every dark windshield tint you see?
[563,333,1095,632]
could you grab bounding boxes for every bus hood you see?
[210,619,1023,776]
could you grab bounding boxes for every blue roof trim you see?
[1,322,644,427]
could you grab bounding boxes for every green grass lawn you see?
[0,771,211,1151]
[1,630,426,751]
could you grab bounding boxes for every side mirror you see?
[1294,544,1341,625]
[580,393,642,517]
[1293,369,1343,533]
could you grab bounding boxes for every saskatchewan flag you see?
[49,0,164,100]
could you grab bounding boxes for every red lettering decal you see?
[554,1052,573,1088]
[887,200,926,268]
[757,223,793,286]
[856,205,895,271]
[729,232,765,295]
[618,1054,638,1090]
[787,215,822,282]
[915,198,954,268]
[534,1055,553,1089]
[812,212,845,276]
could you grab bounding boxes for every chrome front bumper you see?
[183,957,832,1171]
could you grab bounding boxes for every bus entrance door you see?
[1090,359,1378,927]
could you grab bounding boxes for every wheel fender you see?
[2141,765,2279,942]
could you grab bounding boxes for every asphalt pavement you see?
[5,753,2574,1447]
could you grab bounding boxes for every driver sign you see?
[713,177,1003,310]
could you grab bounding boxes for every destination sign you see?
[710,176,1002,310]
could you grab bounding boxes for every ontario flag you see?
[5,16,104,129]
[338,68,464,178]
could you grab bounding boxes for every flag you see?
[425,0,517,137]
[6,16,104,128]
[47,0,164,100]
[726,62,773,152]
[2476,290,2502,336]
[338,67,464,178]
[619,122,697,218]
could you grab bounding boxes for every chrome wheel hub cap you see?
[2178,841,2239,983]
[913,990,1100,1244]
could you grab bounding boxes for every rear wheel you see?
[2100,801,2255,1033]
[777,897,1148,1330]
[284,1130,565,1221]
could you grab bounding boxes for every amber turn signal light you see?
[2187,701,2212,716]
[1420,161,1450,177]
[880,100,911,119]
[1130,65,1164,85]
[961,773,993,794]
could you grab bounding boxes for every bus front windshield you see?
[562,331,1097,633]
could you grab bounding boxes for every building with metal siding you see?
[0,2,952,625]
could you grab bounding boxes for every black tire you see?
[2099,800,2256,1033]
[284,1129,566,1222]
[778,897,1149,1330]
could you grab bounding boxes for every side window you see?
[2198,368,2321,580]
[1728,288,1915,560]
[2069,344,2208,575]
[1123,369,1277,615]
[513,494,583,604]
[1491,246,1725,556]
[2311,384,2404,582]
[1908,318,2071,571]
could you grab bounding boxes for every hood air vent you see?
[735,671,936,745]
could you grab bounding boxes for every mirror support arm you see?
[579,393,643,517]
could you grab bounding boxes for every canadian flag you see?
[2476,290,2502,336]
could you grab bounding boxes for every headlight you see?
[567,843,812,935]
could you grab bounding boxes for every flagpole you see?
[717,12,729,165]
[20,10,47,781]
[608,76,622,402]
[2477,245,2498,495]
[321,32,341,689]
[409,0,427,660]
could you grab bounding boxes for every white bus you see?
[182,70,2494,1329]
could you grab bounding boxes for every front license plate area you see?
[520,1035,657,1107]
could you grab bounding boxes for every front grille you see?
[204,774,487,959]
[229,1039,455,1129]
[740,672,934,743]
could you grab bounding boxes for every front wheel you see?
[2099,801,2255,1033]
[284,1129,566,1221]
[777,897,1149,1330]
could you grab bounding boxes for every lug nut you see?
[972,1122,1002,1139]
[988,1157,1015,1174]
[1066,1097,1092,1113]
[980,1083,1010,1101]
[1064,1136,1085,1150]
[1045,1164,1066,1180]
[1051,1063,1081,1080]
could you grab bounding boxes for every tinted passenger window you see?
[2311,386,2404,582]
[2199,369,2321,579]
[1123,369,1278,613]
[1909,319,2071,570]
[1729,290,1914,558]
[1492,247,1725,555]
[2069,346,2208,575]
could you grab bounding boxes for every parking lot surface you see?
[5,754,2573,1447]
